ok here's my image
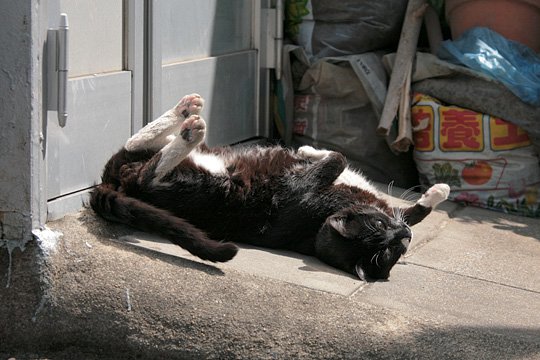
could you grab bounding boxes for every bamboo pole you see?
[392,63,413,152]
[377,0,428,137]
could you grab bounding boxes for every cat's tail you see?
[89,185,238,262]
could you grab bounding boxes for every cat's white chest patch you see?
[189,151,227,175]
[334,167,379,193]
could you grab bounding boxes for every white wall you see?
[0,0,46,246]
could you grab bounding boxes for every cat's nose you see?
[398,226,412,238]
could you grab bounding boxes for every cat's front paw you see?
[418,183,450,208]
[298,145,332,161]
[175,93,205,118]
[180,115,206,144]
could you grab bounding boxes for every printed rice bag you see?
[412,93,540,217]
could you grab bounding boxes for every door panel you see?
[153,0,261,146]
[161,51,257,146]
[161,0,253,64]
[46,1,132,217]
[47,72,131,199]
[59,0,123,76]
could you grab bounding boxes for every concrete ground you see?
[1,186,539,359]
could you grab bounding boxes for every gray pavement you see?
[1,185,539,359]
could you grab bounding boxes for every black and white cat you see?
[91,94,449,280]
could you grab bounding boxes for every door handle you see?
[57,13,69,127]
[261,1,283,80]
[275,0,283,80]
[47,13,69,127]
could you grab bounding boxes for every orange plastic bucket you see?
[445,0,540,52]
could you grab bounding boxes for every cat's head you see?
[315,205,411,281]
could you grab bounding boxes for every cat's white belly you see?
[189,151,227,175]
[190,149,378,192]
[297,145,379,194]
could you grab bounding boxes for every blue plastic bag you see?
[438,27,540,107]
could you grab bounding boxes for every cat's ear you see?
[327,206,370,239]
[328,215,347,237]
[328,214,356,239]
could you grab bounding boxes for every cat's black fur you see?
[91,94,447,280]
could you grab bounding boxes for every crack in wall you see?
[0,217,4,240]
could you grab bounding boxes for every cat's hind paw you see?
[417,183,450,208]
[175,93,204,118]
[298,145,332,161]
[180,115,206,144]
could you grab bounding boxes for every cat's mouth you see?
[400,237,411,250]
[355,238,411,281]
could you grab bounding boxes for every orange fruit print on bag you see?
[461,161,493,186]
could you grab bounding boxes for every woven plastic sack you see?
[285,0,407,60]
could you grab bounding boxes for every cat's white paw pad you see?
[418,183,450,208]
[175,93,205,117]
[298,146,331,160]
[180,115,206,143]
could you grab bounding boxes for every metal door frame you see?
[125,0,146,134]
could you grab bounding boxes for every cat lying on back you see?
[91,93,449,280]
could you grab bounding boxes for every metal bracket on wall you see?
[261,0,283,80]
[46,13,69,127]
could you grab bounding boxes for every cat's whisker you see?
[364,236,379,246]
[369,250,383,268]
[387,181,395,197]
[396,208,406,223]
[405,194,422,203]
[391,207,400,221]
[363,219,377,234]
[399,190,416,202]
[393,208,400,222]
[371,252,378,264]
[400,185,426,202]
